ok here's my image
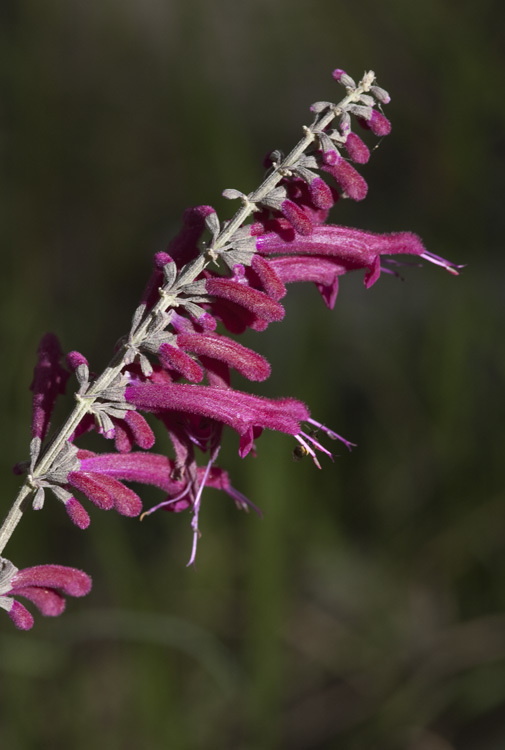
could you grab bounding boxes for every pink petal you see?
[12,586,66,616]
[344,133,370,164]
[126,383,310,439]
[323,157,368,201]
[205,277,285,323]
[65,497,91,529]
[158,343,204,383]
[281,199,313,235]
[11,565,92,597]
[250,254,287,301]
[8,600,34,630]
[177,332,271,382]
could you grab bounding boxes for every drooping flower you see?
[0,558,92,630]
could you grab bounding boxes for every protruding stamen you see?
[420,251,464,276]
[139,485,191,521]
[307,418,356,451]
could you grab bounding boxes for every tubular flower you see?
[66,450,255,516]
[125,381,350,468]
[254,224,461,307]
[0,559,92,630]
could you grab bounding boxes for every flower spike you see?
[0,64,462,615]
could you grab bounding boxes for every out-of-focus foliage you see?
[1,1,504,748]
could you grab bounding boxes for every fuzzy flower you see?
[0,559,91,630]
[68,450,253,516]
[176,331,271,383]
[321,156,368,201]
[125,381,350,467]
[254,224,461,306]
[66,449,262,567]
[167,205,216,268]
[67,449,144,517]
[30,333,70,442]
[204,276,285,331]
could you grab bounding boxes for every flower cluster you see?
[0,558,91,630]
[0,68,460,629]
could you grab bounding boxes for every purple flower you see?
[71,401,156,453]
[68,450,253,515]
[167,205,216,268]
[279,198,314,235]
[254,224,461,305]
[67,449,144,517]
[125,382,310,458]
[205,277,285,326]
[249,254,287,301]
[158,342,205,383]
[266,255,345,310]
[67,449,261,567]
[125,381,349,469]
[30,333,70,441]
[176,331,271,383]
[322,156,368,201]
[0,559,91,630]
[344,132,370,164]
[358,109,392,136]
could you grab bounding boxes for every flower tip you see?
[371,110,391,136]
[332,69,356,88]
[420,251,463,276]
[183,205,216,226]
[65,497,91,530]
[66,351,89,371]
[9,601,34,630]
[281,199,313,236]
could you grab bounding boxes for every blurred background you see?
[1,0,504,748]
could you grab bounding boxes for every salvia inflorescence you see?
[0,68,461,629]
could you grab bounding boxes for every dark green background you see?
[1,1,504,748]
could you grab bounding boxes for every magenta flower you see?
[344,132,370,164]
[125,381,349,467]
[0,559,92,630]
[67,449,253,515]
[176,331,271,383]
[204,276,285,331]
[322,156,368,201]
[358,109,392,136]
[30,333,70,442]
[167,205,216,268]
[67,449,144,517]
[254,224,461,306]
[265,255,345,310]
[72,409,156,454]
[66,448,261,567]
